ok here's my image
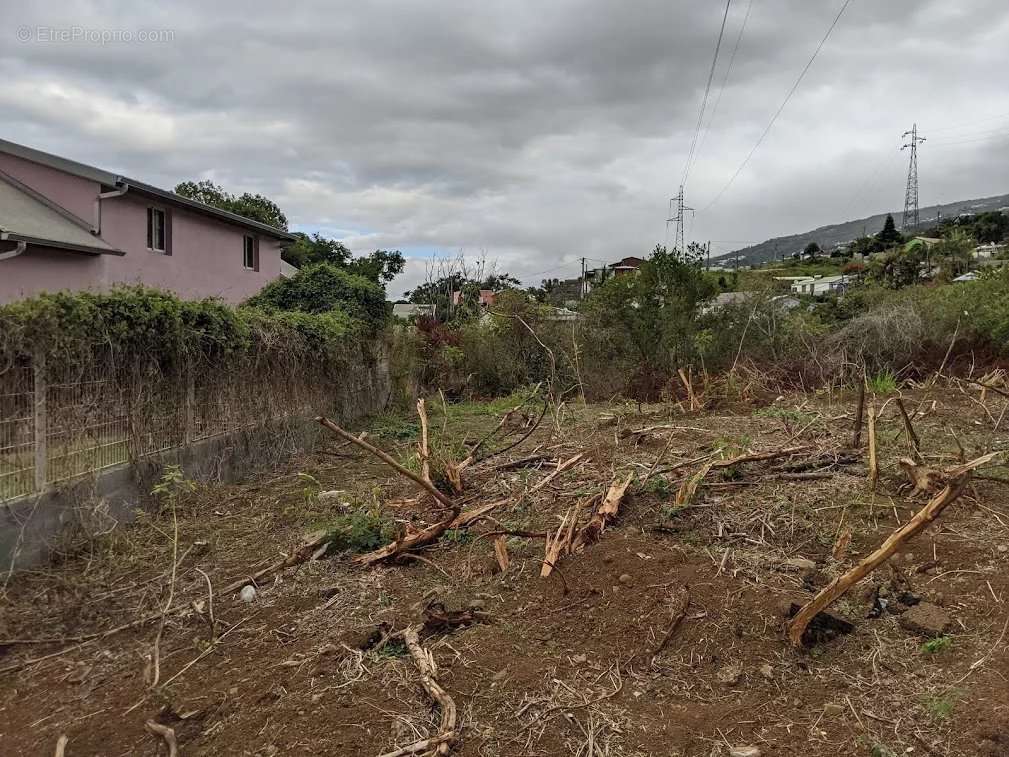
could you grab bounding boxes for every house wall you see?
[0,150,285,304]
[99,195,283,302]
[0,247,105,302]
[0,152,99,224]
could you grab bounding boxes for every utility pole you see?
[706,241,711,271]
[665,185,694,253]
[901,123,926,231]
[580,257,586,300]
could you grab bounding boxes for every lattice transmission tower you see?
[901,123,926,230]
[665,185,694,253]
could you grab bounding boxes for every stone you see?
[822,703,844,716]
[729,747,762,757]
[618,573,633,585]
[318,490,348,507]
[239,585,256,603]
[783,557,816,573]
[467,598,487,611]
[716,663,743,685]
[898,602,951,637]
[759,663,773,680]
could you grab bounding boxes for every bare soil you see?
[1,384,1008,756]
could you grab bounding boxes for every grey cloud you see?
[1,0,1008,295]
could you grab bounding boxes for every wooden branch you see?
[417,399,432,485]
[222,529,329,594]
[54,735,68,757]
[145,721,178,757]
[851,380,866,448]
[963,376,1009,399]
[572,475,632,552]
[867,397,878,491]
[678,368,699,411]
[316,417,454,509]
[529,452,586,492]
[493,536,510,573]
[541,507,575,578]
[652,586,690,656]
[895,397,921,461]
[378,626,457,757]
[788,453,999,647]
[674,462,713,507]
[459,383,541,470]
[712,445,810,469]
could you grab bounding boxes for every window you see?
[147,207,167,252]
[243,235,257,270]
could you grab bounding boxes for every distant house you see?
[0,138,294,304]
[392,303,436,319]
[790,275,852,296]
[702,291,800,314]
[609,256,644,277]
[451,289,496,308]
[975,242,1006,259]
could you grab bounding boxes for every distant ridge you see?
[716,192,1009,264]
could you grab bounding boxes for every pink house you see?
[0,139,294,304]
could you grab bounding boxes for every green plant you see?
[297,472,322,507]
[151,465,196,509]
[321,506,395,554]
[924,694,955,720]
[442,528,473,545]
[921,636,952,654]
[644,476,674,500]
[866,369,898,395]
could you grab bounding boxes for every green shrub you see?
[246,262,388,328]
[322,507,396,553]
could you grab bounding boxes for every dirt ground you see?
[1,381,1008,757]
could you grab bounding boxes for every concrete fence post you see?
[184,365,195,446]
[32,352,47,492]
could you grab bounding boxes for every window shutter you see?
[253,237,260,272]
[164,209,173,256]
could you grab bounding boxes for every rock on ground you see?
[898,601,951,637]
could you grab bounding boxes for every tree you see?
[174,180,288,230]
[876,214,903,247]
[804,241,821,258]
[343,249,406,284]
[583,244,715,371]
[246,263,388,327]
[283,232,353,268]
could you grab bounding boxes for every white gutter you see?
[0,240,27,261]
[93,181,129,233]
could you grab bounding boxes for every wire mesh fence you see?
[0,350,364,503]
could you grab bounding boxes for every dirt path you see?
[1,389,1007,756]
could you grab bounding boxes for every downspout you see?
[93,181,129,234]
[0,239,27,261]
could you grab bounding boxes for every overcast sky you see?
[3,0,1008,296]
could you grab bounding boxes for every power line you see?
[700,0,853,212]
[693,0,755,164]
[927,111,1009,133]
[680,0,733,189]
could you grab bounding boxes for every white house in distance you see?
[790,274,852,296]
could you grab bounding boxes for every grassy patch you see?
[866,369,899,395]
[924,694,956,720]
[921,636,953,654]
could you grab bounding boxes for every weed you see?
[659,503,685,521]
[370,413,420,440]
[320,505,396,553]
[866,369,899,395]
[297,472,322,506]
[753,406,815,427]
[151,465,196,512]
[924,694,955,720]
[442,528,473,545]
[714,434,751,459]
[870,744,897,757]
[921,636,952,654]
[375,638,408,658]
[644,476,674,500]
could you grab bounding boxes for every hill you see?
[718,192,1009,265]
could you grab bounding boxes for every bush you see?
[246,262,389,328]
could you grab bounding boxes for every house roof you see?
[0,170,121,255]
[0,138,295,241]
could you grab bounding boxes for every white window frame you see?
[243,235,256,270]
[147,207,167,253]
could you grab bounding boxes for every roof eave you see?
[4,233,124,256]
[124,180,296,241]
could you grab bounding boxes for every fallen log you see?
[788,452,1000,647]
[530,452,586,492]
[378,626,457,757]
